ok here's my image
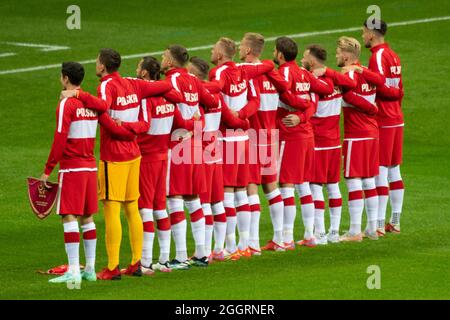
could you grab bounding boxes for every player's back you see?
[97,72,142,162]
[311,76,343,148]
[248,73,279,131]
[369,43,403,126]
[210,61,248,112]
[59,97,98,169]
[166,68,202,120]
[138,95,176,162]
[342,70,378,139]
[277,61,315,140]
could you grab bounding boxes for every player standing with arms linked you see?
[42,62,107,285]
[362,19,405,235]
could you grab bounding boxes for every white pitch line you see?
[2,41,70,52]
[1,15,449,76]
[0,52,16,58]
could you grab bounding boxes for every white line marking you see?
[2,41,70,52]
[0,52,16,58]
[1,15,449,76]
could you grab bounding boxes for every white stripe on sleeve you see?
[100,78,113,101]
[283,67,290,82]
[171,73,180,92]
[57,98,68,133]
[249,79,257,97]
[215,65,228,81]
[141,99,149,122]
[376,48,385,75]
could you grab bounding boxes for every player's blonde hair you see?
[243,32,265,56]
[218,37,236,59]
[337,36,361,58]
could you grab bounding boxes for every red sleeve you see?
[44,100,72,175]
[303,93,318,121]
[361,67,385,86]
[202,81,221,94]
[97,80,115,109]
[279,91,311,110]
[265,68,289,93]
[239,60,274,79]
[121,98,150,134]
[78,90,108,113]
[207,67,226,91]
[307,72,334,95]
[197,79,219,110]
[368,53,379,74]
[268,66,309,110]
[376,84,404,101]
[238,79,260,119]
[173,108,195,131]
[121,120,150,135]
[98,112,136,141]
[221,104,250,130]
[135,79,173,99]
[163,87,183,104]
[325,68,357,90]
[342,91,378,115]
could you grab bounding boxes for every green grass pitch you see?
[0,0,449,300]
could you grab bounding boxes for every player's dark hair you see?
[275,37,298,61]
[189,56,210,80]
[98,48,121,73]
[141,56,161,80]
[364,19,387,36]
[306,44,327,63]
[61,61,85,86]
[168,44,189,67]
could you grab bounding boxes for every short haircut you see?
[61,61,85,86]
[141,56,161,80]
[243,32,265,56]
[189,56,210,80]
[218,37,236,59]
[306,44,327,63]
[337,36,361,58]
[98,48,121,73]
[364,19,387,36]
[275,36,298,61]
[167,44,189,67]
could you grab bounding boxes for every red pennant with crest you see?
[27,177,58,220]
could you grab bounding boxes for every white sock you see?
[248,194,261,249]
[212,202,227,252]
[63,221,80,276]
[311,183,326,236]
[154,210,171,263]
[363,178,378,233]
[140,208,154,267]
[235,190,250,250]
[280,187,296,243]
[389,165,404,225]
[295,182,314,240]
[168,198,187,262]
[265,188,284,244]
[224,192,237,253]
[376,166,389,228]
[81,222,96,273]
[327,183,342,233]
[185,199,206,258]
[346,178,364,235]
[202,203,214,257]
